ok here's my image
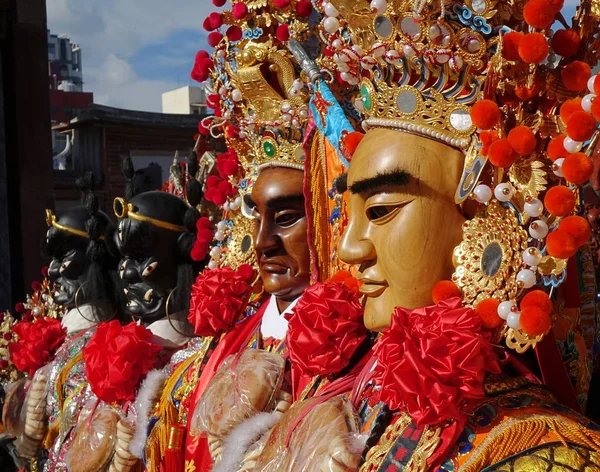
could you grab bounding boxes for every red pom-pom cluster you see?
[216,149,241,179]
[286,282,367,377]
[431,280,461,304]
[373,298,500,427]
[83,321,161,403]
[471,99,501,130]
[205,175,237,206]
[191,217,213,262]
[519,290,553,337]
[188,265,254,336]
[191,50,214,83]
[9,318,66,377]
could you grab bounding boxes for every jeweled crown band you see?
[113,198,186,233]
[45,209,104,240]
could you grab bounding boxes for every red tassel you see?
[165,424,186,472]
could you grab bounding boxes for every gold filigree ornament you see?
[507,156,547,200]
[214,209,257,271]
[452,201,528,307]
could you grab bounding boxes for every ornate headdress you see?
[315,0,600,353]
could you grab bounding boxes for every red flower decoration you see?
[9,318,66,377]
[83,321,161,404]
[326,270,362,294]
[188,266,254,336]
[286,282,367,377]
[373,297,500,427]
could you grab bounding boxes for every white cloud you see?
[46,0,213,112]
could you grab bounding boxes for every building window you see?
[60,39,67,60]
[48,44,56,57]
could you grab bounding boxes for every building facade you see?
[162,86,208,115]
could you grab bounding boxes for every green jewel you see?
[263,140,276,157]
[361,84,371,110]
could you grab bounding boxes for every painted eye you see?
[142,262,159,277]
[367,205,395,221]
[275,211,303,228]
[59,260,72,273]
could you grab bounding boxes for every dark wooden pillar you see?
[0,0,54,310]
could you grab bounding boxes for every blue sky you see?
[46,0,581,112]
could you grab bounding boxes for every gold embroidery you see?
[406,425,442,472]
[185,459,197,472]
[360,412,412,472]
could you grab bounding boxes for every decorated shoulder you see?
[442,377,600,472]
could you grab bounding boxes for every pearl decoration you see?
[210,246,222,258]
[403,44,417,57]
[529,220,549,239]
[552,158,564,177]
[588,75,598,94]
[208,260,218,270]
[323,16,340,34]
[299,109,308,118]
[494,183,514,202]
[582,93,596,113]
[332,39,342,50]
[523,247,543,267]
[282,112,292,122]
[524,198,543,217]
[231,89,243,102]
[324,2,339,17]
[564,137,583,153]
[32,306,42,316]
[223,202,230,211]
[372,43,386,57]
[215,231,225,241]
[473,184,492,203]
[370,0,388,14]
[497,301,515,320]
[516,269,537,288]
[506,311,522,330]
[217,221,227,231]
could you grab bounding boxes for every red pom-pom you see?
[544,185,576,216]
[195,50,210,61]
[552,29,581,57]
[592,95,600,121]
[237,264,255,281]
[326,270,362,293]
[520,306,551,336]
[276,24,290,42]
[546,230,578,258]
[296,0,313,16]
[559,215,592,246]
[232,2,248,19]
[196,216,212,231]
[548,0,564,9]
[560,98,583,124]
[519,33,549,64]
[191,242,209,262]
[212,0,227,6]
[488,138,518,167]
[203,17,214,32]
[508,126,537,156]
[523,0,557,29]
[475,298,503,329]
[188,267,252,336]
[84,321,161,403]
[14,302,24,313]
[208,32,223,47]
[471,99,501,130]
[286,282,366,377]
[567,111,597,143]
[547,135,568,161]
[208,12,224,30]
[31,281,42,292]
[520,289,552,315]
[480,131,498,156]
[197,120,210,135]
[594,76,600,95]
[343,131,364,157]
[226,25,242,42]
[502,32,523,61]
[561,61,591,91]
[274,0,291,6]
[41,266,49,277]
[562,152,593,184]
[432,280,461,304]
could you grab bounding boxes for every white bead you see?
[223,202,230,211]
[340,71,352,82]
[473,184,492,203]
[337,62,350,72]
[372,43,386,57]
[223,111,231,120]
[229,200,240,211]
[582,94,596,112]
[498,301,514,320]
[324,2,339,17]
[231,89,243,102]
[217,221,227,231]
[332,39,342,50]
[552,157,564,177]
[216,50,226,58]
[523,247,543,267]
[494,183,514,202]
[210,246,221,258]
[348,76,359,85]
[234,196,242,207]
[219,86,227,96]
[564,137,583,153]
[507,311,522,330]
[208,260,218,270]
[529,219,549,239]
[299,109,308,118]
[517,269,537,288]
[214,230,225,241]
[352,45,363,56]
[403,44,417,57]
[323,16,340,34]
[588,75,597,94]
[354,99,365,111]
[32,306,42,316]
[282,112,292,122]
[239,131,247,139]
[370,0,388,14]
[292,118,300,127]
[524,198,543,217]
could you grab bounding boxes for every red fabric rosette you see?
[188,265,254,337]
[286,282,367,377]
[83,320,161,404]
[373,297,500,427]
[9,317,66,377]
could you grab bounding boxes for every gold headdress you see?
[316,0,600,352]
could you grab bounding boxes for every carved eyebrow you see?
[349,168,412,195]
[265,193,304,210]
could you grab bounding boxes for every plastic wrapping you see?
[189,349,286,439]
[1,378,29,437]
[251,394,367,472]
[64,400,120,472]
[107,418,138,472]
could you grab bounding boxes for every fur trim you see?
[212,412,280,472]
[129,369,168,458]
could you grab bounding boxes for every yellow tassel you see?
[461,415,600,472]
